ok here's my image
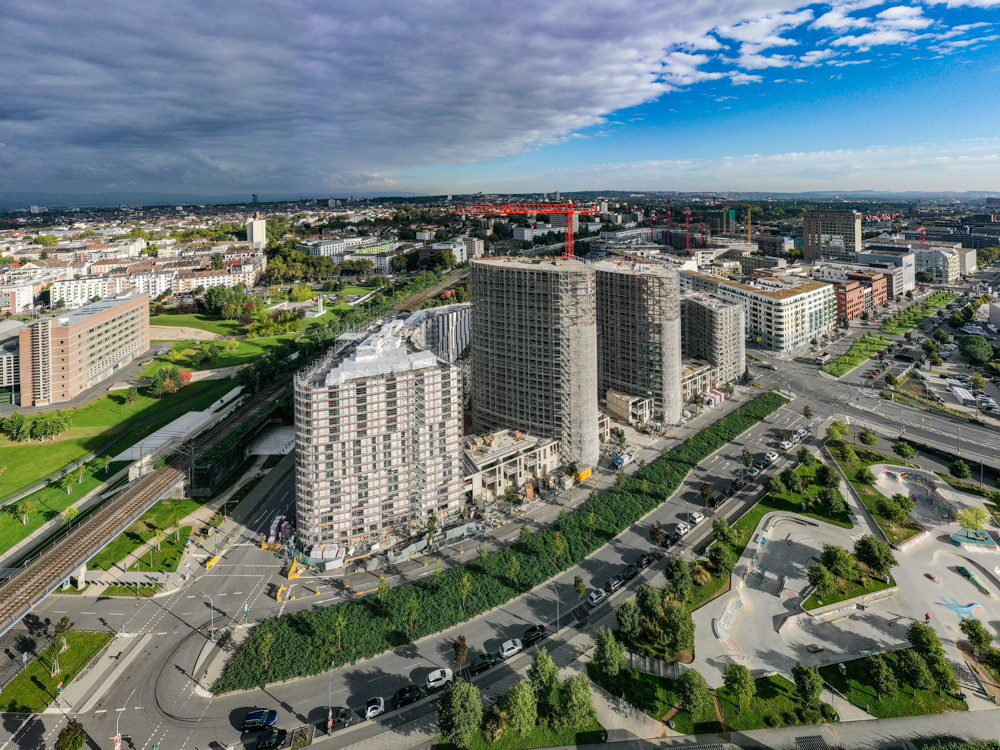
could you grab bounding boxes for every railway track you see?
[397,268,469,312]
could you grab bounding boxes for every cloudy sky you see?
[2,0,999,201]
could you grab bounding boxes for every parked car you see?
[764,451,779,463]
[365,697,385,720]
[662,532,681,549]
[635,553,654,570]
[392,685,421,709]
[722,486,736,499]
[621,564,640,581]
[426,669,453,690]
[731,479,746,491]
[675,521,691,536]
[605,574,625,593]
[241,710,278,732]
[587,588,608,607]
[791,434,802,443]
[795,429,808,438]
[328,707,355,731]
[469,653,498,676]
[256,728,287,750]
[748,467,761,479]
[523,625,549,646]
[690,511,705,525]
[754,460,767,470]
[499,639,524,660]
[779,441,793,451]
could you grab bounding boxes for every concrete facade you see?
[18,290,150,406]
[293,320,465,547]
[404,303,472,364]
[803,210,862,262]
[681,292,746,385]
[470,258,599,467]
[592,259,683,425]
[463,430,562,506]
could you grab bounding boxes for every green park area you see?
[880,293,955,336]
[818,649,966,718]
[153,335,299,372]
[824,334,892,377]
[148,311,243,336]
[826,439,924,544]
[0,631,115,712]
[0,378,234,503]
[718,674,836,730]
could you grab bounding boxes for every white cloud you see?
[875,6,933,29]
[717,10,814,54]
[729,71,765,85]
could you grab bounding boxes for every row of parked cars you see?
[594,551,658,600]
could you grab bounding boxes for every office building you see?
[855,248,916,296]
[739,255,786,276]
[913,247,961,284]
[681,270,836,353]
[470,258,599,467]
[293,320,465,547]
[19,290,149,406]
[247,216,267,249]
[592,259,682,425]
[803,210,862,262]
[681,292,746,386]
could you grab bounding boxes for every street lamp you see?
[116,687,136,750]
[201,591,215,641]
[551,580,561,632]
[327,659,336,733]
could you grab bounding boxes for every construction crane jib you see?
[455,202,599,258]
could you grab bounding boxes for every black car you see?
[328,707,354,731]
[605,574,625,593]
[753,460,767,471]
[392,685,421,709]
[469,652,497,676]
[661,532,680,549]
[621,564,639,581]
[722,486,735,498]
[241,709,278,732]
[731,479,745,491]
[523,624,549,646]
[255,728,287,750]
[635,553,654,570]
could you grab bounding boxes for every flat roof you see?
[48,289,144,327]
[472,257,591,273]
[683,270,831,299]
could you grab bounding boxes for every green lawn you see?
[758,461,854,530]
[927,291,958,308]
[0,378,232,501]
[88,496,212,570]
[585,664,721,735]
[818,650,967,718]
[0,631,115,712]
[149,311,243,336]
[825,335,892,377]
[879,294,954,335]
[826,440,925,544]
[162,335,298,370]
[718,675,835,730]
[434,719,604,750]
[802,569,895,610]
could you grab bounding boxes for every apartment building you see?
[247,217,267,249]
[681,292,746,385]
[405,304,472,364]
[739,255,786,276]
[754,235,795,256]
[0,282,35,315]
[460,236,485,261]
[293,320,465,547]
[0,321,23,405]
[296,236,393,258]
[813,258,913,299]
[592,259,682,425]
[470,258,599,467]
[803,210,862,262]
[128,270,177,299]
[681,270,836,353]
[464,430,562,506]
[19,290,150,406]
[49,275,128,308]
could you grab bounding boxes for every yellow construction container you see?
[574,466,592,482]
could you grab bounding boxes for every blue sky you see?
[2,0,999,200]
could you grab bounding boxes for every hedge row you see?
[213,392,790,693]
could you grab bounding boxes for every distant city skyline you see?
[3,1,1000,202]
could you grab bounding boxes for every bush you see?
[215,393,788,692]
[950,459,972,479]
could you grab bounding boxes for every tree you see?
[700,481,713,503]
[61,506,79,524]
[840,443,858,463]
[124,386,138,405]
[779,466,801,493]
[915,271,933,283]
[712,517,736,546]
[741,447,754,467]
[211,252,225,270]
[830,419,850,439]
[649,520,664,545]
[803,405,813,419]
[574,575,586,600]
[59,475,74,495]
[663,557,692,602]
[426,514,438,544]
[593,627,626,679]
[709,544,735,575]
[506,554,520,587]
[907,621,944,656]
[815,463,839,488]
[614,598,641,642]
[950,460,972,479]
[504,681,537,737]
[858,428,878,446]
[149,365,183,397]
[808,564,837,598]
[453,635,469,666]
[960,618,994,653]
[855,467,877,486]
[527,648,559,714]
[677,669,711,715]
[821,544,856,580]
[331,610,347,653]
[53,615,74,653]
[866,654,898,698]
[797,446,814,466]
[792,661,824,707]
[561,672,597,728]
[762,475,786,496]
[957,506,988,538]
[661,602,696,656]
[925,651,960,695]
[885,373,899,387]
[904,331,913,342]
[893,441,916,459]
[895,650,933,695]
[437,680,483,749]
[959,335,993,364]
[460,572,472,614]
[854,535,897,578]
[478,540,490,560]
[54,719,87,750]
[723,662,756,710]
[377,571,391,610]
[970,373,986,390]
[934,328,950,343]
[876,494,907,525]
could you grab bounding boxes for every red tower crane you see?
[916,226,926,249]
[455,202,598,258]
[683,210,694,250]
